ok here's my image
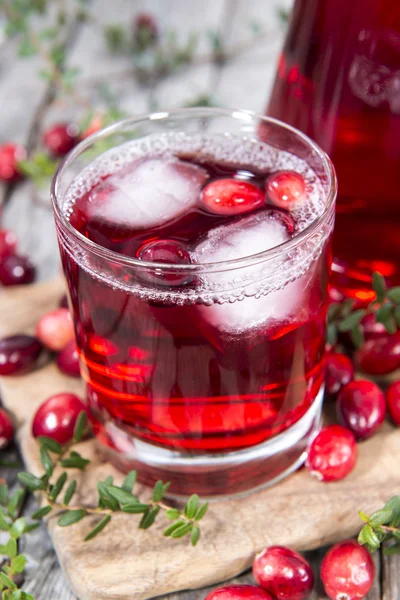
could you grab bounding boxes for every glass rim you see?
[51,106,337,273]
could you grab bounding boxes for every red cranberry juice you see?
[61,135,330,454]
[267,0,400,299]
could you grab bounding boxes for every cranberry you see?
[337,380,385,440]
[0,229,18,260]
[201,179,265,216]
[306,425,357,482]
[0,143,25,182]
[355,333,400,375]
[32,393,88,444]
[386,380,400,426]
[137,239,192,286]
[205,585,273,600]
[0,334,43,376]
[0,409,14,448]
[133,13,158,48]
[36,308,75,351]
[253,546,314,600]
[325,353,354,395]
[360,313,387,341]
[266,171,307,209]
[0,255,36,286]
[56,341,80,378]
[321,540,375,600]
[43,123,79,157]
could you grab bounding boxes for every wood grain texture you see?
[0,278,399,600]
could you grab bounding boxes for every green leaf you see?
[0,513,10,531]
[359,511,370,523]
[18,472,46,492]
[338,309,366,332]
[122,471,136,493]
[0,484,8,506]
[152,481,165,503]
[10,518,26,540]
[8,490,25,519]
[0,573,16,590]
[84,515,111,541]
[23,523,40,534]
[37,436,63,454]
[358,524,380,551]
[18,37,37,58]
[5,538,17,559]
[57,509,86,527]
[165,508,180,521]
[392,530,400,542]
[104,485,138,505]
[326,323,338,346]
[163,520,185,537]
[49,472,67,501]
[195,502,208,521]
[369,508,393,527]
[388,287,400,303]
[184,494,199,519]
[139,507,160,529]
[11,592,22,600]
[97,483,119,511]
[63,480,77,506]
[104,24,128,54]
[394,305,400,328]
[104,476,113,485]
[191,525,200,546]
[327,303,342,321]
[384,543,400,556]
[73,411,88,443]
[384,496,400,527]
[372,272,387,303]
[350,326,364,349]
[60,455,90,470]
[10,554,26,575]
[31,505,52,520]
[40,447,54,477]
[170,522,192,539]
[121,503,149,514]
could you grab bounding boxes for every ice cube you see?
[191,210,305,347]
[87,157,208,229]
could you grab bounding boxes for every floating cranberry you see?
[0,255,36,286]
[43,123,79,157]
[325,353,354,395]
[56,341,80,378]
[337,380,385,440]
[386,381,400,426]
[0,334,43,376]
[306,425,357,482]
[0,409,14,448]
[266,171,307,209]
[0,143,25,182]
[205,585,273,600]
[355,333,400,375]
[137,239,192,286]
[0,229,18,260]
[321,540,375,600]
[253,546,314,600]
[36,308,75,351]
[201,179,265,216]
[32,393,88,444]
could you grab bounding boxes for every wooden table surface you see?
[0,1,399,598]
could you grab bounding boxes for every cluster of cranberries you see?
[206,540,374,600]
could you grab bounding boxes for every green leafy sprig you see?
[358,496,400,555]
[327,272,400,348]
[18,413,208,545]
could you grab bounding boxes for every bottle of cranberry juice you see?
[267,0,400,300]
[53,110,335,496]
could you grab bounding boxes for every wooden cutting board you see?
[1,279,399,600]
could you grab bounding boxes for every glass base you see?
[96,387,324,499]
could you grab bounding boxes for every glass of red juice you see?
[51,108,336,497]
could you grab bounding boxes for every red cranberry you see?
[321,540,375,600]
[306,425,357,482]
[0,410,13,448]
[201,179,265,216]
[43,123,79,157]
[253,546,314,600]
[0,255,36,286]
[360,313,387,341]
[386,380,400,426]
[355,333,400,375]
[133,13,158,47]
[205,585,273,600]
[325,353,354,395]
[266,171,307,209]
[137,239,192,286]
[36,308,75,351]
[337,380,385,440]
[0,334,43,376]
[0,143,25,182]
[0,229,18,260]
[56,341,80,378]
[32,393,88,444]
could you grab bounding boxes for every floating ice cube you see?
[87,157,208,229]
[191,210,305,345]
